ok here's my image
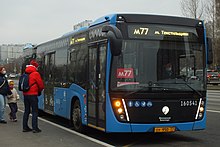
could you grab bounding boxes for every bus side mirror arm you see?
[102,25,123,56]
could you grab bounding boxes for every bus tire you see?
[72,100,84,132]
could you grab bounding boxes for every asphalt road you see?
[1,79,220,147]
[22,90,220,146]
[75,90,220,147]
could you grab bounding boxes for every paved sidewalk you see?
[0,102,103,147]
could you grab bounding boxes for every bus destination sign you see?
[128,25,190,40]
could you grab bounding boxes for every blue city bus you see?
[29,14,212,133]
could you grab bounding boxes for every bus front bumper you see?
[106,119,206,133]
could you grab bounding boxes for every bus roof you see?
[90,14,117,27]
[36,13,203,48]
[91,13,203,27]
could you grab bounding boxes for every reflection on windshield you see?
[110,39,205,92]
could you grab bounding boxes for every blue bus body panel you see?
[40,84,87,125]
[105,41,133,132]
[54,84,86,119]
[106,93,132,132]
[130,118,206,132]
[193,111,206,130]
[54,87,68,117]
[66,84,87,125]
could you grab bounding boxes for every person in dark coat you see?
[22,60,44,133]
[163,63,174,79]
[0,66,12,124]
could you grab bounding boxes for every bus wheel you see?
[72,100,84,132]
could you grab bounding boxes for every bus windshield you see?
[110,36,205,92]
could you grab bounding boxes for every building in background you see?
[0,44,24,64]
[0,44,25,74]
[73,20,92,30]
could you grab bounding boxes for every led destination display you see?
[128,24,198,42]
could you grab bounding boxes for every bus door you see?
[88,43,106,129]
[44,52,55,113]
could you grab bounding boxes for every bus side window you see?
[69,48,77,83]
[98,45,107,102]
[68,44,88,88]
[45,53,55,81]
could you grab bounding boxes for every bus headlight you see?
[112,98,130,122]
[114,100,121,107]
[199,106,204,113]
[117,108,123,114]
[195,99,205,120]
[112,99,124,115]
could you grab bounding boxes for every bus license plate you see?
[154,127,175,133]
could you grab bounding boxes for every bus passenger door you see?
[88,44,106,129]
[44,52,55,113]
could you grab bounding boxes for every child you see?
[7,80,19,122]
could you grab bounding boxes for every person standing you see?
[7,80,19,122]
[0,66,12,124]
[163,63,174,79]
[22,60,44,133]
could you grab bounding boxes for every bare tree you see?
[205,0,217,66]
[214,0,220,68]
[181,0,220,68]
[205,0,215,22]
[180,0,204,19]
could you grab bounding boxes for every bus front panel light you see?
[199,113,203,118]
[201,100,205,106]
[115,100,121,107]
[199,107,204,113]
[119,114,125,120]
[117,108,123,114]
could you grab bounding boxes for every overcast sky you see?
[0,0,182,45]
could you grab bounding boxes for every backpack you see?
[18,73,32,92]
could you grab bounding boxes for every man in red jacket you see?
[22,60,44,133]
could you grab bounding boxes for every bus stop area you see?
[0,101,104,147]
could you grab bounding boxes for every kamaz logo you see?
[89,28,105,39]
[162,106,169,115]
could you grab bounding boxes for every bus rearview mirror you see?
[102,25,123,56]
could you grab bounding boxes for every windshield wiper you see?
[182,82,203,97]
[175,76,203,97]
[124,83,179,97]
[158,78,203,97]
